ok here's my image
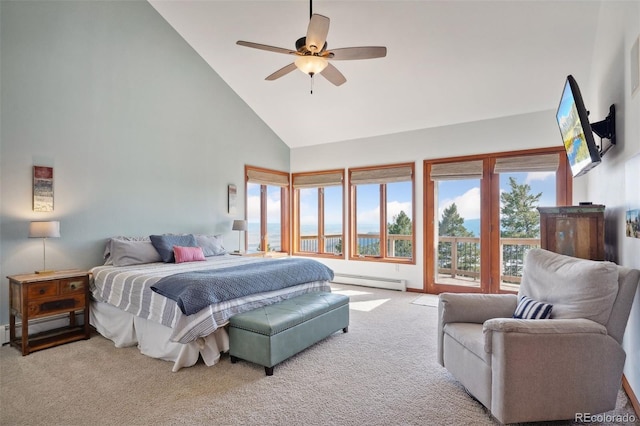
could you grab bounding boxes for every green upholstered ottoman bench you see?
[229,292,349,376]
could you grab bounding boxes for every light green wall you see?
[0,0,289,324]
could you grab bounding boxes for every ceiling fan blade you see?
[320,63,346,86]
[306,14,330,53]
[265,63,298,81]
[236,40,296,56]
[327,46,387,60]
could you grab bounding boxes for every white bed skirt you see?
[90,300,229,372]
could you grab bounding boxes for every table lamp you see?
[232,219,247,253]
[29,221,60,274]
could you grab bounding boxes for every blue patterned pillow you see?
[513,295,553,319]
[150,234,198,263]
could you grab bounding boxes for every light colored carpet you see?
[0,284,635,426]
[411,294,439,307]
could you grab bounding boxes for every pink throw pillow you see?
[173,246,206,263]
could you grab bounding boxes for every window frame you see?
[245,165,290,254]
[424,147,571,294]
[348,162,416,264]
[291,169,345,259]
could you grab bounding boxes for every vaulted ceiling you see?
[149,0,602,148]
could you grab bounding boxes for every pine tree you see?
[388,211,412,257]
[500,177,542,238]
[500,176,542,280]
[438,203,474,237]
[437,203,476,273]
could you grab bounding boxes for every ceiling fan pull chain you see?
[310,74,314,94]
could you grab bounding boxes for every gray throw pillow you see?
[104,236,151,264]
[195,234,226,256]
[111,239,162,267]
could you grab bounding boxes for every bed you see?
[90,235,333,371]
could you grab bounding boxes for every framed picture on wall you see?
[626,153,640,239]
[228,184,237,215]
[33,166,54,212]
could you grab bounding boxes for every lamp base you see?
[35,270,56,275]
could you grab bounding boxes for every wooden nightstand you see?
[230,251,289,258]
[8,269,90,355]
[230,251,267,257]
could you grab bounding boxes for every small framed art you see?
[626,153,640,239]
[228,184,237,215]
[33,166,54,212]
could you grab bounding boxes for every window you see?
[431,160,484,289]
[349,163,415,263]
[292,170,344,258]
[425,148,571,294]
[245,166,290,253]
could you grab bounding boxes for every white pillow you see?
[519,248,619,325]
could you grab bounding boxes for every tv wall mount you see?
[589,104,616,156]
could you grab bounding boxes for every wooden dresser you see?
[537,205,605,261]
[8,269,90,355]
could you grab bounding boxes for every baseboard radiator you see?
[331,273,406,291]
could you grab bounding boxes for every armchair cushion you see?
[519,249,618,325]
[513,295,552,319]
[483,318,607,354]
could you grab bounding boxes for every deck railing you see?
[298,233,539,285]
[299,233,344,254]
[298,233,412,257]
[437,236,540,284]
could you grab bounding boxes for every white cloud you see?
[526,171,555,183]
[438,187,481,220]
[247,194,261,220]
[358,205,380,225]
[247,192,282,221]
[357,201,412,226]
[387,201,412,220]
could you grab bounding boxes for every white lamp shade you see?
[295,55,328,75]
[232,220,247,231]
[29,221,60,238]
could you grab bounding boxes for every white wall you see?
[293,1,640,397]
[0,0,289,325]
[580,0,640,406]
[291,109,561,290]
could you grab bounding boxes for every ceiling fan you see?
[236,0,387,91]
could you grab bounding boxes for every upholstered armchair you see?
[437,248,639,424]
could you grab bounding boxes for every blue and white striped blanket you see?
[151,258,334,315]
[90,255,332,343]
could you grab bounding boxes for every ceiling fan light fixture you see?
[295,55,328,75]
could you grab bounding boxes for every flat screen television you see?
[556,75,601,177]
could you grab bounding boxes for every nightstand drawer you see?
[60,277,87,294]
[28,294,85,318]
[27,281,59,299]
